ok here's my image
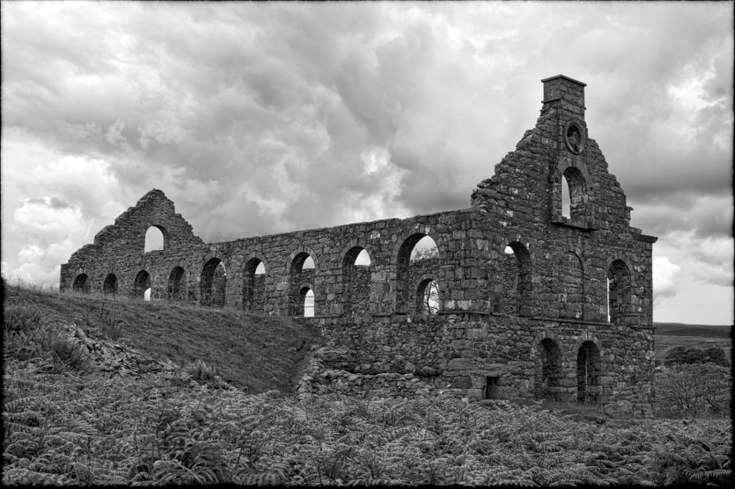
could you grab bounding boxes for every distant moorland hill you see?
[654,322,731,338]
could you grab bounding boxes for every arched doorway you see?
[201,258,226,307]
[103,274,118,295]
[132,270,150,299]
[577,341,601,404]
[167,267,185,301]
[535,338,562,401]
[243,258,266,313]
[72,274,90,294]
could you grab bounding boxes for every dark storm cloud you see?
[630,192,732,240]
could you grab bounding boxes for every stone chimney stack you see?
[541,74,586,120]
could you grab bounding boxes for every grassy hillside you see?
[3,285,324,393]
[6,286,731,385]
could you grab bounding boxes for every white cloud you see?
[653,256,681,303]
[361,147,390,175]
[14,198,85,236]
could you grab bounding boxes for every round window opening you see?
[564,121,585,154]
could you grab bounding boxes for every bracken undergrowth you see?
[3,357,731,486]
[3,289,732,486]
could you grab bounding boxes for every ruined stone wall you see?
[470,75,655,328]
[60,190,209,302]
[312,313,654,416]
[60,75,657,415]
[199,207,485,317]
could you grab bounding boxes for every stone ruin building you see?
[60,75,657,415]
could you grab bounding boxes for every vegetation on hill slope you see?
[3,284,732,486]
[3,366,731,485]
[3,285,323,393]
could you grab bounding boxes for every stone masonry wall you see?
[310,313,654,416]
[60,75,657,415]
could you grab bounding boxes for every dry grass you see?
[3,284,324,393]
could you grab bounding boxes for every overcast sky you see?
[2,1,732,325]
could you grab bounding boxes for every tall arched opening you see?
[243,259,266,313]
[201,258,226,307]
[132,270,150,299]
[289,253,315,316]
[396,234,440,313]
[301,286,315,318]
[502,241,532,316]
[577,341,601,404]
[343,247,371,316]
[167,266,185,301]
[560,251,584,319]
[561,167,587,222]
[535,338,562,401]
[608,259,631,324]
[144,225,166,252]
[416,278,440,315]
[103,274,118,295]
[72,274,90,294]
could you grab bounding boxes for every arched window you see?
[201,258,226,307]
[302,287,315,317]
[167,266,185,301]
[607,259,631,324]
[561,177,571,219]
[343,247,371,316]
[103,274,118,295]
[502,242,532,316]
[577,341,601,404]
[559,251,584,319]
[290,252,316,316]
[144,225,165,252]
[535,339,562,401]
[416,278,439,315]
[560,167,587,224]
[132,270,150,299]
[396,234,440,313]
[72,274,90,294]
[243,258,266,313]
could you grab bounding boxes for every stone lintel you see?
[531,316,611,327]
[551,220,595,231]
